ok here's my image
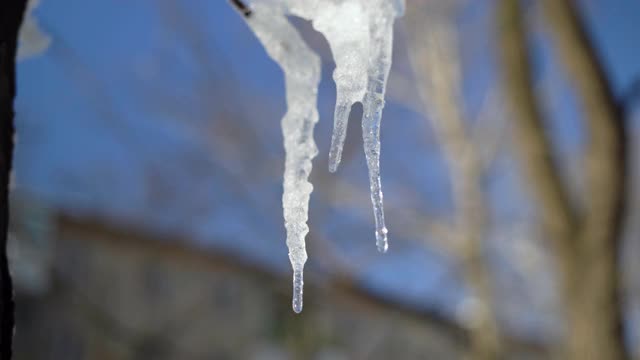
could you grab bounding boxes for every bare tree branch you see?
[229,0,252,17]
[497,2,582,358]
[405,3,502,358]
[497,0,577,264]
[470,90,507,173]
[498,0,629,358]
[540,1,629,359]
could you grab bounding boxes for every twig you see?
[229,0,252,17]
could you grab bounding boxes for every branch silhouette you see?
[230,0,252,17]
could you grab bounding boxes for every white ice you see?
[243,0,404,312]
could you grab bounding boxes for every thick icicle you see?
[242,0,404,312]
[246,3,322,314]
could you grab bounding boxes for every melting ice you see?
[242,0,404,313]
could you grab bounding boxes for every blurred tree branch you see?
[497,0,577,274]
[470,91,507,173]
[498,0,629,358]
[541,1,628,359]
[0,1,28,358]
[405,3,502,358]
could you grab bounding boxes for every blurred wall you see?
[11,212,472,360]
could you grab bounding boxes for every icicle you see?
[360,4,401,253]
[310,0,403,253]
[246,3,321,314]
[242,0,404,312]
[311,1,370,173]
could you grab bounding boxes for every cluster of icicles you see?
[239,0,405,313]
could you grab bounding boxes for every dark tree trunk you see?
[1,1,27,358]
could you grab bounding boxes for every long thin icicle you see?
[360,4,400,253]
[247,3,321,313]
[242,0,404,312]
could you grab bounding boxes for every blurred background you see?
[8,0,640,359]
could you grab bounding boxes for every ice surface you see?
[243,0,404,312]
